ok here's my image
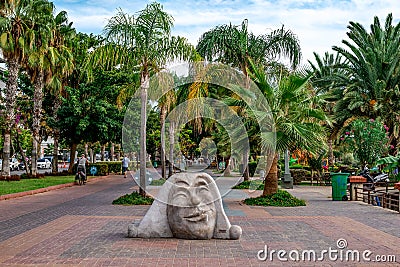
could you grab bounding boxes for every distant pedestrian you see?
[76,154,89,183]
[122,155,130,178]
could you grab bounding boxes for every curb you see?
[0,175,110,201]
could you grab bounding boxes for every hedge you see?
[105,161,122,173]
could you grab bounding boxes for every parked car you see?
[18,161,29,170]
[37,158,51,169]
[10,158,19,171]
[43,156,53,163]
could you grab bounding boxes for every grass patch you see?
[150,179,166,186]
[112,191,154,205]
[233,180,264,190]
[243,190,306,207]
[0,176,76,196]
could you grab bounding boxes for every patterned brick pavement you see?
[0,174,398,266]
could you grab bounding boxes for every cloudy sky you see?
[52,0,399,65]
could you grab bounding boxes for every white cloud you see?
[53,0,400,65]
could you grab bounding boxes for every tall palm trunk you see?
[31,73,45,176]
[168,121,175,177]
[52,96,62,174]
[139,72,149,196]
[263,152,279,196]
[16,130,29,174]
[160,106,167,178]
[52,130,60,174]
[2,58,19,177]
[328,138,334,169]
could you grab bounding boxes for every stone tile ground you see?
[0,174,398,266]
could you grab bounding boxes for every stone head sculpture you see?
[128,172,242,240]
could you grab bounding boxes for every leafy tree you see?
[87,2,194,196]
[0,0,48,176]
[197,19,301,180]
[332,13,400,153]
[250,62,328,195]
[340,119,390,168]
[307,51,348,168]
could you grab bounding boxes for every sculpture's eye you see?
[175,192,187,199]
[198,185,209,192]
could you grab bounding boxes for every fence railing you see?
[353,182,399,213]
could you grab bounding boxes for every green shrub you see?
[112,191,154,205]
[106,161,122,173]
[290,169,311,184]
[233,180,264,190]
[243,190,306,207]
[302,165,311,171]
[290,164,303,169]
[88,163,108,175]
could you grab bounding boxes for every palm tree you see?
[332,13,400,153]
[197,19,301,180]
[307,51,348,168]
[0,0,48,176]
[47,11,75,174]
[87,3,194,196]
[250,62,328,195]
[23,1,62,176]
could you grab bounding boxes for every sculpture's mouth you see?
[184,210,209,222]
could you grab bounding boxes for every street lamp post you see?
[282,149,293,189]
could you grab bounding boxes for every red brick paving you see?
[0,174,398,266]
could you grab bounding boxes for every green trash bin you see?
[331,172,350,201]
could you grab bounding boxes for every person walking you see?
[122,155,130,178]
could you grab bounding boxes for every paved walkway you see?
[0,173,398,266]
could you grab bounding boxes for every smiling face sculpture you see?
[167,174,217,239]
[127,172,242,240]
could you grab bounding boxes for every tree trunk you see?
[2,132,11,177]
[263,152,279,196]
[2,58,19,177]
[328,138,334,170]
[101,145,105,161]
[139,72,149,196]
[16,130,29,174]
[84,143,89,158]
[31,73,44,176]
[52,130,60,174]
[160,106,167,179]
[243,151,249,181]
[168,121,175,178]
[68,143,78,173]
[90,148,94,163]
[111,143,115,161]
[52,96,62,174]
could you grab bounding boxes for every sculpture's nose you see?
[190,191,201,206]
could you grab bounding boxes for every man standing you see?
[122,155,130,178]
